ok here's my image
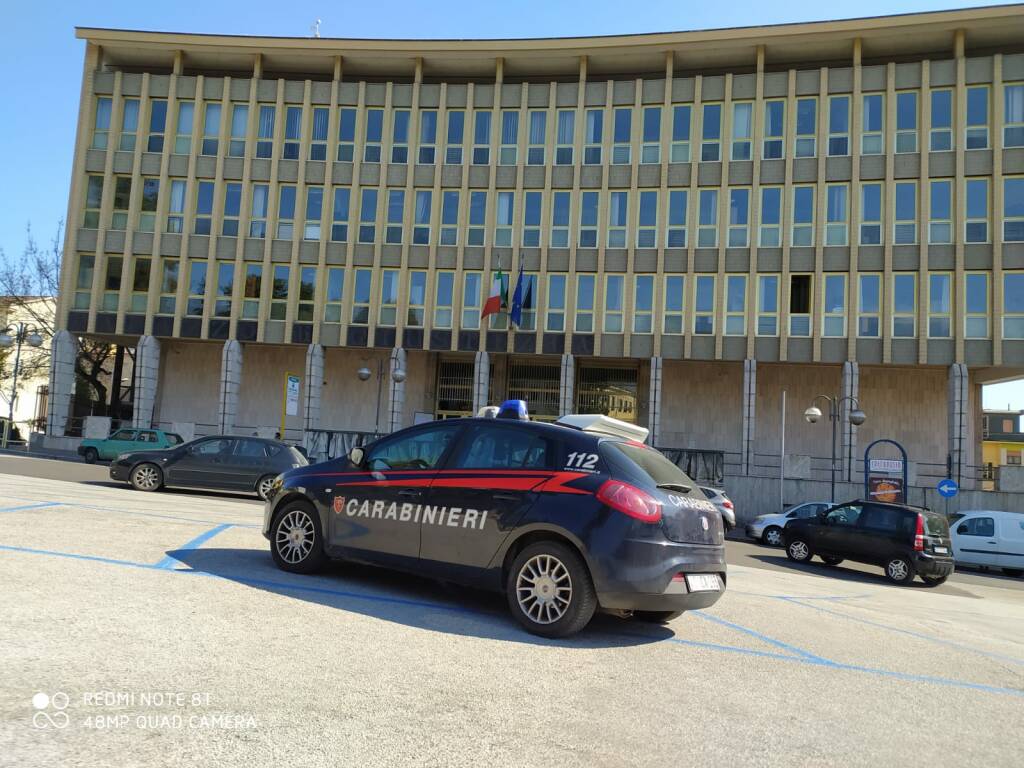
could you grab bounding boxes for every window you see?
[861,183,882,245]
[158,259,178,315]
[789,274,811,337]
[351,269,371,325]
[276,185,296,240]
[527,111,546,165]
[580,191,598,247]
[759,187,781,246]
[827,96,849,156]
[792,186,814,247]
[894,182,917,244]
[551,191,570,247]
[928,273,952,338]
[462,272,482,329]
[472,110,491,165]
[667,190,687,247]
[385,190,405,244]
[111,177,131,230]
[1005,178,1024,242]
[331,187,350,242]
[445,110,464,164]
[930,89,953,151]
[83,176,103,228]
[556,110,575,165]
[823,274,846,337]
[725,275,747,335]
[214,262,233,318]
[249,184,268,238]
[120,99,139,151]
[191,438,235,457]
[201,103,221,156]
[138,178,159,233]
[102,256,122,311]
[1006,84,1024,147]
[186,260,207,316]
[895,91,917,153]
[1005,273,1024,339]
[671,105,691,162]
[698,189,718,247]
[893,274,916,337]
[664,275,685,333]
[359,188,378,243]
[858,274,881,337]
[966,178,989,243]
[633,275,654,333]
[608,191,627,247]
[575,274,595,332]
[728,188,749,247]
[222,182,241,236]
[694,275,715,334]
[468,191,486,246]
[451,423,548,470]
[174,101,194,155]
[701,103,721,161]
[495,192,514,247]
[391,110,410,163]
[270,265,289,320]
[965,272,988,338]
[72,254,94,310]
[584,109,603,164]
[440,191,459,245]
[731,103,752,161]
[229,104,248,157]
[337,108,356,161]
[194,181,213,235]
[413,190,431,245]
[523,192,541,247]
[795,98,816,157]
[498,110,518,166]
[434,271,454,328]
[966,86,989,149]
[604,275,624,333]
[957,517,995,538]
[640,107,660,164]
[256,105,275,159]
[546,274,566,331]
[93,97,112,149]
[167,179,186,234]
[242,264,261,319]
[757,275,778,335]
[364,109,383,162]
[310,107,329,161]
[762,100,784,159]
[365,423,460,472]
[304,187,323,240]
[825,184,848,246]
[612,108,632,164]
[147,100,167,153]
[378,270,398,326]
[418,109,437,164]
[862,94,883,154]
[637,191,657,247]
[929,180,952,244]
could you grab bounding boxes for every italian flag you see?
[481,268,505,319]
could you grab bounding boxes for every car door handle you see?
[398,489,422,498]
[493,493,520,502]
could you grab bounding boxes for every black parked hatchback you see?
[783,500,954,586]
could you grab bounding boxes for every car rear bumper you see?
[914,553,955,577]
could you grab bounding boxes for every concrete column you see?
[648,356,663,445]
[46,330,77,437]
[948,363,969,487]
[741,359,756,475]
[303,343,324,435]
[132,335,160,429]
[558,354,574,417]
[472,350,489,414]
[217,340,243,435]
[841,361,860,481]
[387,347,406,433]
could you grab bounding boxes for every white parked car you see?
[949,510,1024,577]
[746,501,832,547]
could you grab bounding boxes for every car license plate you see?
[934,546,948,554]
[685,573,720,592]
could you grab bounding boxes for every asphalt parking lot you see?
[1,455,1022,767]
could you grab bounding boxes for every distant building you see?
[0,297,54,435]
[982,408,1024,488]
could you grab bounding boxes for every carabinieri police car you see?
[263,401,726,637]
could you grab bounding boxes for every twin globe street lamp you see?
[0,323,45,447]
[357,360,405,434]
[804,395,867,503]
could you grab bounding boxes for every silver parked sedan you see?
[746,501,832,546]
[700,487,736,531]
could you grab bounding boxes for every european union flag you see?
[510,264,531,327]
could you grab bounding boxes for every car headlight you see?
[269,475,284,496]
[117,453,131,461]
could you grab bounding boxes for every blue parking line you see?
[0,502,62,513]
[154,524,234,570]
[0,543,161,571]
[693,610,828,662]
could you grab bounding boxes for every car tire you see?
[130,463,163,492]
[1003,568,1023,578]
[921,575,948,587]
[820,555,844,566]
[884,556,915,585]
[256,474,277,501]
[506,541,596,638]
[270,501,327,574]
[786,538,813,563]
[762,526,784,547]
[630,610,684,624]
[82,448,99,464]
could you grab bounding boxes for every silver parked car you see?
[746,501,832,546]
[700,487,736,531]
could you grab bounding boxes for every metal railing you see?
[654,446,726,486]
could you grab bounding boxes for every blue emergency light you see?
[496,399,529,420]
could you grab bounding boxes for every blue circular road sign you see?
[937,479,959,498]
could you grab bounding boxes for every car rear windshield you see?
[601,440,695,489]
[921,511,950,537]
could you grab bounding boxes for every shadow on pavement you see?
[168,546,673,648]
[78,480,262,504]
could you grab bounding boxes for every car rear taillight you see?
[722,500,734,510]
[914,513,925,551]
[596,480,663,524]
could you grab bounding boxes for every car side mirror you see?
[348,446,364,467]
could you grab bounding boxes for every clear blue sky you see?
[1,0,1020,407]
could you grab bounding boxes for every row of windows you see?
[83,175,1024,247]
[72,257,1024,340]
[90,84,1024,166]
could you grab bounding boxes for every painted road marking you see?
[154,524,236,570]
[0,502,62,513]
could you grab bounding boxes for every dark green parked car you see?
[78,428,184,463]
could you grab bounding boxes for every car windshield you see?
[601,440,696,488]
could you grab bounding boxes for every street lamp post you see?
[357,358,406,434]
[804,394,866,503]
[0,323,44,448]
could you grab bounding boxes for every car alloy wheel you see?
[257,475,276,501]
[275,509,316,565]
[506,541,596,638]
[131,464,162,491]
[516,554,573,625]
[787,539,811,562]
[763,526,783,547]
[885,557,914,584]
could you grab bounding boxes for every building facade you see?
[53,7,1024,486]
